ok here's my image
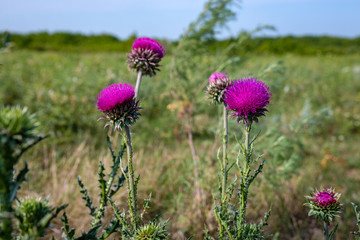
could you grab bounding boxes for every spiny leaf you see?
[77,176,96,216]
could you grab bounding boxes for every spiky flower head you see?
[96,83,141,131]
[224,77,271,125]
[134,221,169,240]
[206,72,232,104]
[0,106,43,160]
[305,188,342,223]
[127,37,166,77]
[15,197,53,237]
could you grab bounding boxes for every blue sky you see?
[1,0,359,40]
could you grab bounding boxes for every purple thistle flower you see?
[312,189,340,208]
[97,83,135,111]
[96,83,141,130]
[127,37,166,77]
[224,77,271,124]
[305,187,342,223]
[132,37,165,59]
[206,72,231,104]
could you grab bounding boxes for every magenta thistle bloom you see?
[206,72,231,104]
[305,188,342,223]
[312,189,340,208]
[132,37,165,59]
[224,77,271,124]
[127,37,165,77]
[96,83,141,130]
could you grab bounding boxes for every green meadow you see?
[1,47,360,239]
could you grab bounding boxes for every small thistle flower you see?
[305,188,342,223]
[224,77,271,124]
[127,37,166,77]
[15,198,53,237]
[206,72,232,104]
[96,83,141,131]
[134,222,169,240]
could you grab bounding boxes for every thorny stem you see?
[218,105,228,239]
[324,222,329,240]
[124,125,137,230]
[239,122,252,237]
[135,69,143,99]
[221,105,228,209]
[91,140,121,227]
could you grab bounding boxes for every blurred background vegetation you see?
[1,3,360,239]
[3,31,360,55]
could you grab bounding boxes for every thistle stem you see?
[221,105,228,208]
[124,125,137,230]
[135,69,143,99]
[324,222,329,240]
[239,122,251,236]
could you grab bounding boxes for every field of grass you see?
[1,49,360,239]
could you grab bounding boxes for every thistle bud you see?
[206,72,231,104]
[127,37,166,77]
[305,188,342,223]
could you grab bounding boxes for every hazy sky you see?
[1,0,359,40]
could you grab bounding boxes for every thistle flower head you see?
[134,221,169,240]
[305,188,342,223]
[15,197,53,237]
[96,83,141,131]
[127,37,165,77]
[209,72,227,84]
[206,72,232,104]
[132,37,165,59]
[312,189,340,207]
[224,77,271,124]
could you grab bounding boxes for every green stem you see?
[135,69,143,99]
[0,213,12,240]
[239,122,252,237]
[324,221,329,240]
[124,126,137,230]
[221,105,228,208]
[0,160,14,239]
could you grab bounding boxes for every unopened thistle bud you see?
[206,72,231,104]
[96,83,141,131]
[224,77,271,124]
[127,37,166,77]
[305,188,342,223]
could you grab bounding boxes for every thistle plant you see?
[206,72,231,219]
[0,106,41,239]
[207,77,272,239]
[61,81,167,239]
[305,188,342,240]
[127,37,166,98]
[61,36,168,239]
[15,197,66,239]
[97,82,140,230]
[351,202,360,239]
[0,106,66,239]
[64,80,168,239]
